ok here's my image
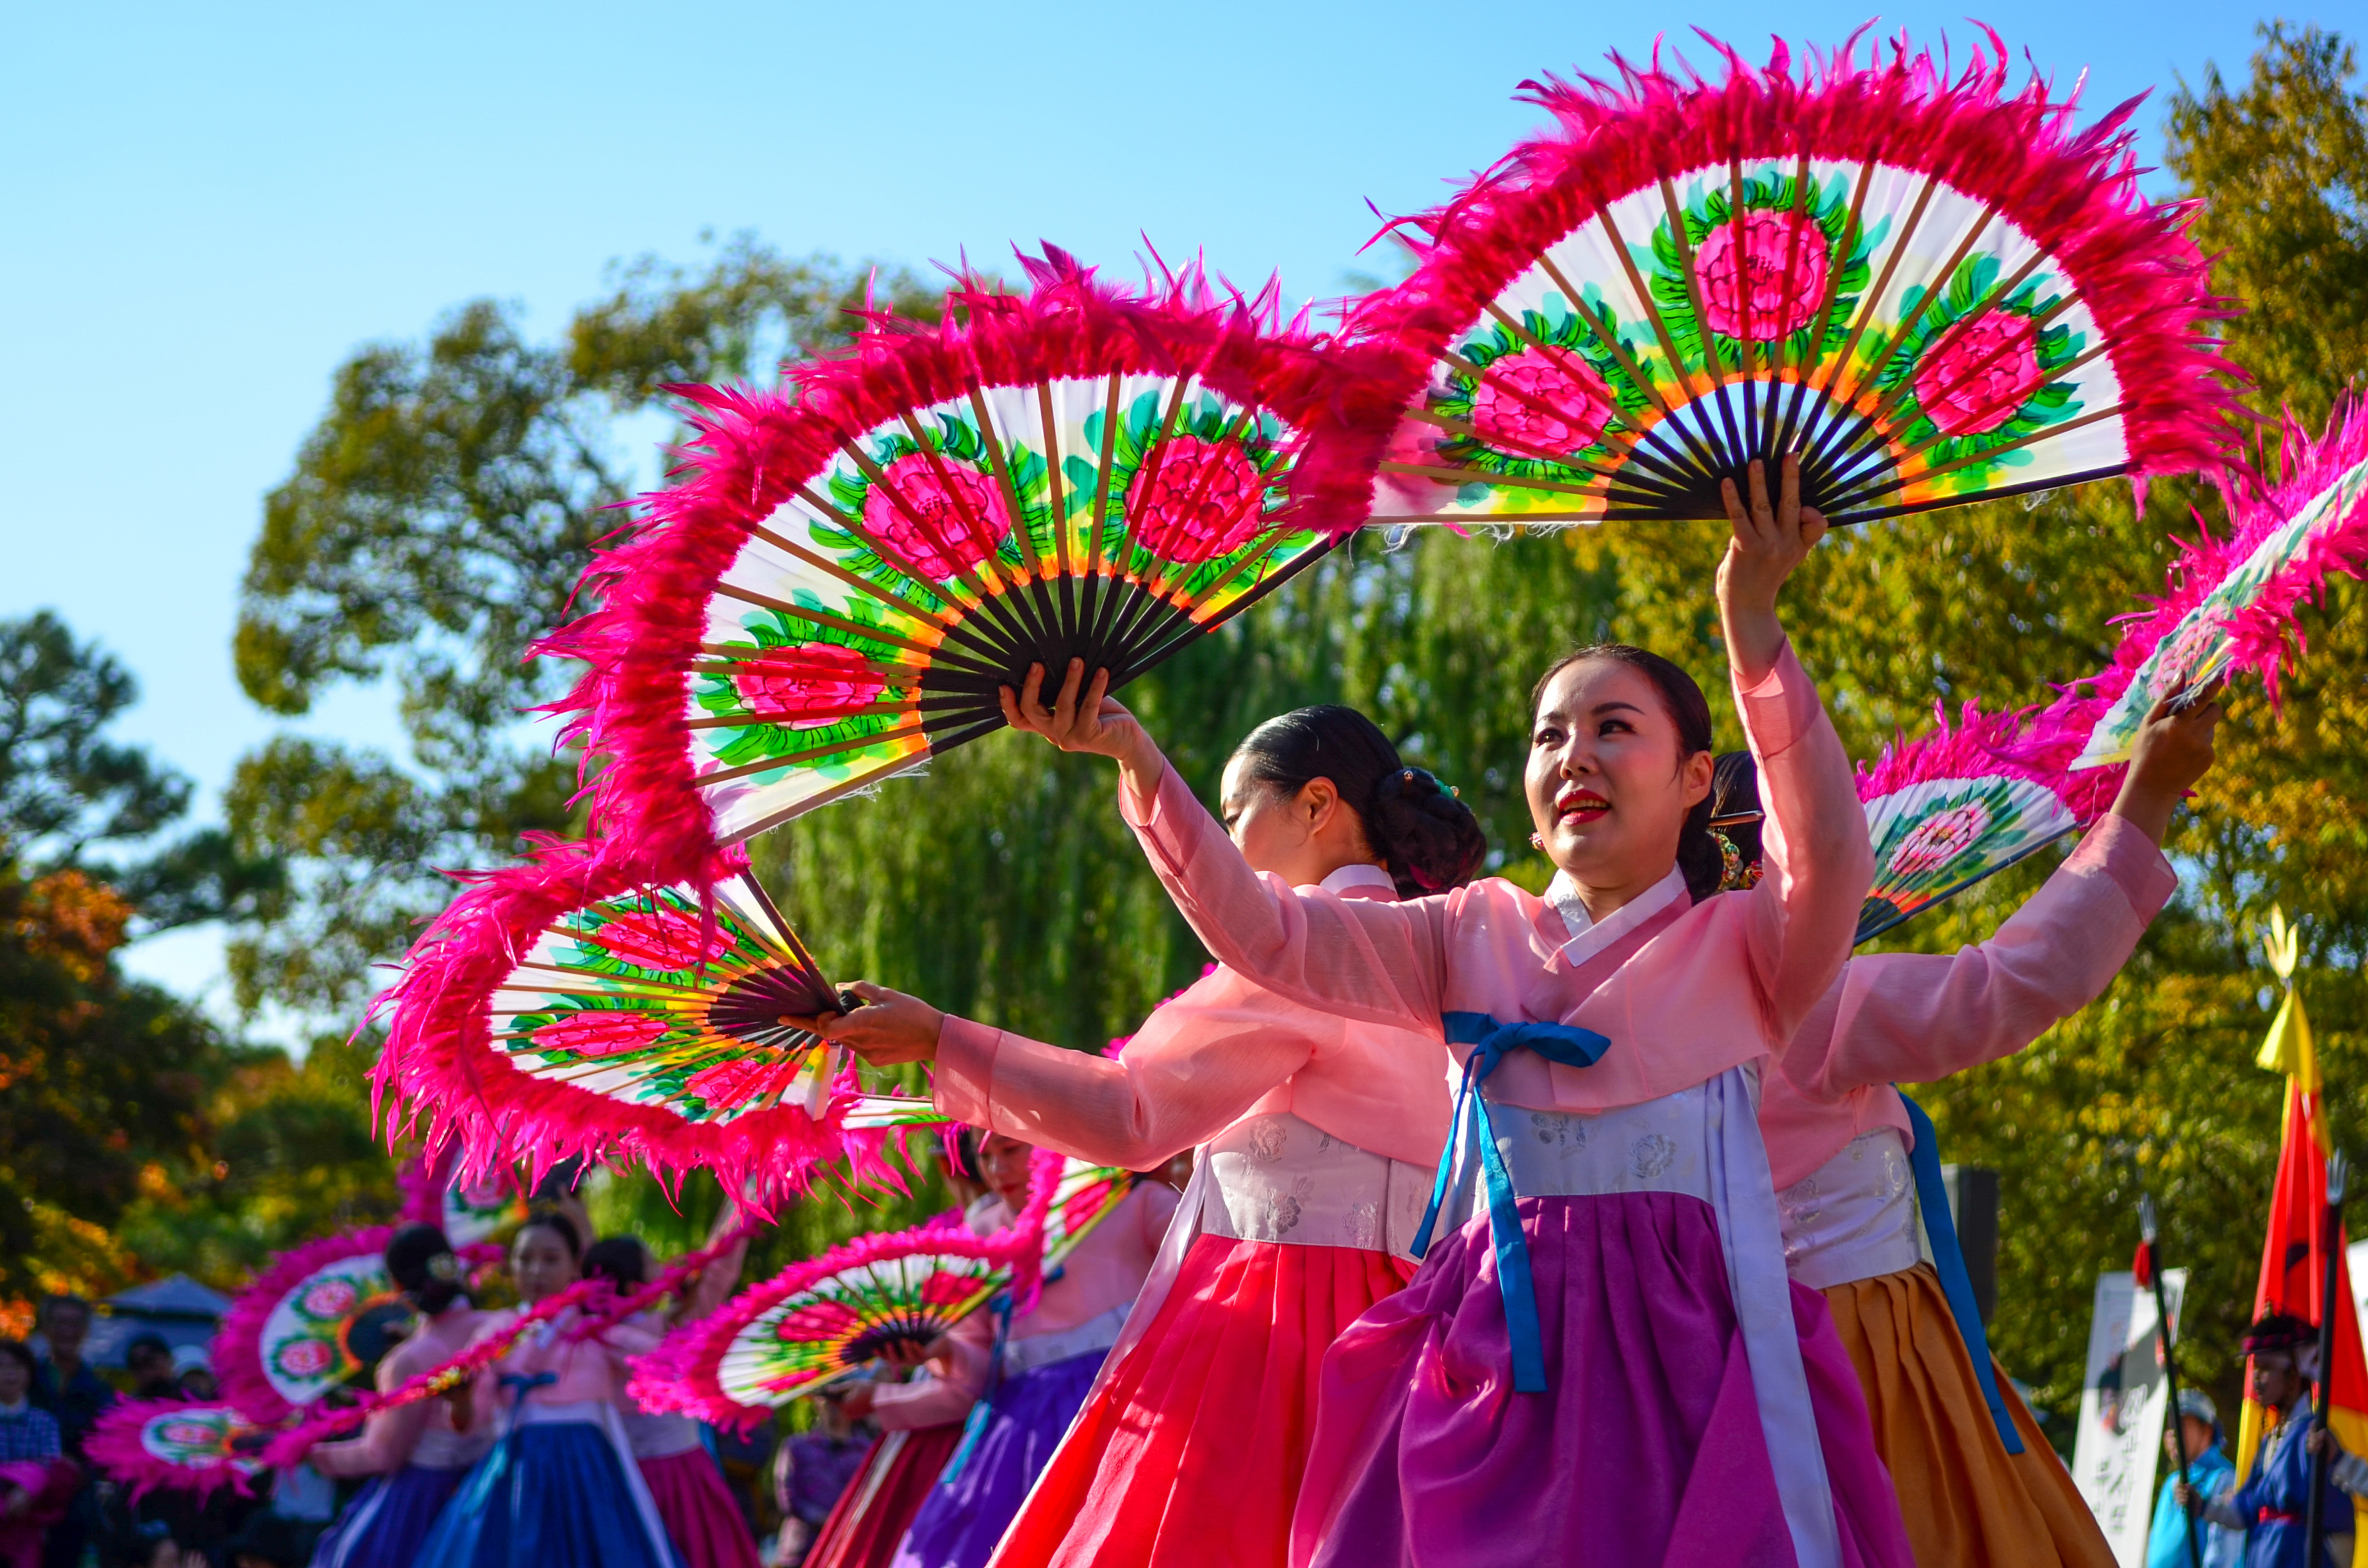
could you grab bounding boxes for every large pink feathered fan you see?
[541,248,1406,879]
[1360,31,2242,528]
[373,840,883,1203]
[2060,395,2368,769]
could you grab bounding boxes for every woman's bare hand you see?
[805,982,944,1067]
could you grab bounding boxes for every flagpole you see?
[2305,1152,2349,1568]
[2140,1194,2205,1568]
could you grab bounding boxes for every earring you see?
[1713,828,1743,890]
[1528,831,1544,850]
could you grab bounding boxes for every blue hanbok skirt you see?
[415,1406,681,1568]
[310,1461,470,1568]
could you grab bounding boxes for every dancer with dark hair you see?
[993,458,1909,1567]
[583,1232,759,1568]
[295,1224,493,1568]
[800,1138,1001,1568]
[824,701,1477,1567]
[415,1213,682,1568]
[1706,687,2221,1568]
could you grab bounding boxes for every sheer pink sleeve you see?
[1781,813,2176,1098]
[1118,762,1449,1031]
[931,972,1328,1167]
[1733,638,1877,1040]
[869,1314,992,1431]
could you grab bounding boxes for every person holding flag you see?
[2186,1315,2349,1567]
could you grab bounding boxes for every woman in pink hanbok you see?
[989,457,1913,1568]
[1718,689,2223,1568]
[823,703,1480,1567]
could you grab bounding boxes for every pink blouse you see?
[932,865,1451,1172]
[308,1303,489,1478]
[1117,640,1871,1112]
[1761,813,2178,1187]
[452,1305,664,1431]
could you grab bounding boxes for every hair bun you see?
[1370,767,1488,896]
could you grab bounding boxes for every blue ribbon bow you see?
[1898,1093,2023,1453]
[1411,1011,1611,1394]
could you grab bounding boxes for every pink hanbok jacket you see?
[930,865,1450,1173]
[1761,813,2178,1189]
[1113,640,1871,1106]
[309,1303,491,1477]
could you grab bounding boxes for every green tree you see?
[227,238,941,1018]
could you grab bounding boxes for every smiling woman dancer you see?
[992,457,1913,1568]
[1709,687,2223,1568]
[821,703,1478,1568]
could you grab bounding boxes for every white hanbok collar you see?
[1543,865,1687,965]
[1313,863,1396,895]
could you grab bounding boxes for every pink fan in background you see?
[1358,29,2242,530]
[85,1401,267,1502]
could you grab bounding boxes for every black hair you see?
[42,1294,90,1327]
[124,1332,170,1363]
[1229,705,1488,897]
[1530,646,1721,901]
[386,1223,465,1316]
[1709,751,1764,886]
[516,1208,583,1261]
[582,1237,650,1290]
[0,1339,35,1378]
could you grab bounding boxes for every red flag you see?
[2133,1239,2155,1289]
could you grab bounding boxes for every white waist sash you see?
[1003,1303,1128,1378]
[1201,1113,1434,1260]
[1433,1068,1841,1568]
[1778,1129,1922,1291]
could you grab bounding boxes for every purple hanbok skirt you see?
[309,1462,468,1568]
[888,1350,1103,1568]
[1294,1192,1914,1568]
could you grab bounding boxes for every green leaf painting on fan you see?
[487,873,846,1127]
[257,1257,408,1407]
[713,1244,1014,1406]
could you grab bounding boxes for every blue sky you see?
[0,0,2306,1029]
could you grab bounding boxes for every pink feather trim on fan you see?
[368,836,872,1212]
[85,1401,263,1503]
[531,246,1416,887]
[1859,698,2120,826]
[625,1211,1031,1433]
[1354,28,2244,493]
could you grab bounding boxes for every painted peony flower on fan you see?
[1468,347,1615,457]
[585,906,735,970]
[1126,437,1267,561]
[535,1009,668,1059]
[1693,209,1829,341]
[1887,801,1993,878]
[862,455,1005,582]
[1915,313,2044,436]
[300,1281,359,1319]
[731,644,888,731]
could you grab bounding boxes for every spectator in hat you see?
[2185,1313,2349,1568]
[2150,1387,2241,1568]
[168,1349,215,1405]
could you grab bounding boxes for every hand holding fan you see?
[86,1401,268,1501]
[374,842,867,1202]
[1360,31,2239,528]
[543,247,1405,879]
[2065,396,2368,768]
[627,1218,1024,1431]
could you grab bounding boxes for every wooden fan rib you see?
[1083,368,1123,580]
[1474,300,1659,462]
[1825,200,2005,424]
[708,583,948,665]
[1399,405,1677,492]
[692,717,928,788]
[1588,207,1732,471]
[1035,381,1076,639]
[865,423,1051,657]
[1760,152,1816,459]
[1380,462,1613,501]
[1528,256,1723,484]
[1834,240,2055,457]
[1773,158,1881,460]
[684,698,921,731]
[1137,404,1260,602]
[1821,336,2114,503]
[1822,403,2123,516]
[1811,169,1939,400]
[1657,176,1750,467]
[748,521,960,638]
[1435,346,1693,493]
[1793,172,1955,464]
[1727,158,1758,422]
[951,394,1055,613]
[1124,530,1339,673]
[1082,379,1196,663]
[712,733,973,847]
[686,653,921,687]
[731,875,834,1000]
[511,958,725,1000]
[835,441,1024,641]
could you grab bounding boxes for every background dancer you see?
[886,1134,1173,1568]
[415,1212,681,1568]
[823,702,1476,1568]
[300,1223,496,1568]
[1713,686,2222,1568]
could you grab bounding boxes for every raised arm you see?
[931,970,1330,1168]
[1721,459,1873,1040]
[1779,687,2216,1099]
